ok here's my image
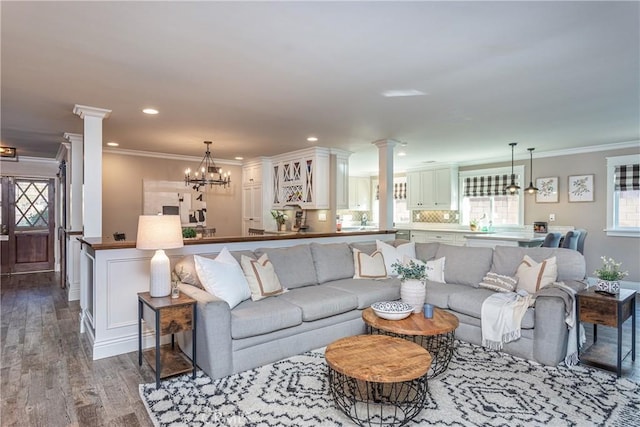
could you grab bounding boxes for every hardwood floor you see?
[0,272,638,426]
[1,272,154,426]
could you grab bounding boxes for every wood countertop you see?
[78,229,397,250]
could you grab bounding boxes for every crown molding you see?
[103,147,243,166]
[458,140,640,167]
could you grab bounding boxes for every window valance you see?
[614,164,639,191]
[463,174,517,197]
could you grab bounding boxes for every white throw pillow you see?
[241,254,287,301]
[479,272,518,293]
[376,240,416,276]
[194,248,251,309]
[353,249,387,279]
[402,255,446,283]
[516,255,558,294]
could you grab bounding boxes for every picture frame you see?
[535,177,558,203]
[568,174,594,202]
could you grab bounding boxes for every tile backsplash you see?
[412,210,459,224]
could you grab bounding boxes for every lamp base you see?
[149,249,171,297]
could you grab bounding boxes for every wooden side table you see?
[576,288,636,377]
[138,292,197,388]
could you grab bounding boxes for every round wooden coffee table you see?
[362,306,459,378]
[325,335,431,427]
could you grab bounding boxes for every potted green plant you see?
[594,256,628,294]
[182,227,196,239]
[469,219,479,232]
[391,260,427,313]
[271,210,288,231]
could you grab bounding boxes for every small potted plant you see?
[594,256,628,294]
[391,259,427,313]
[469,219,479,232]
[271,210,288,231]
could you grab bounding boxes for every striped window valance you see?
[614,163,639,191]
[463,174,518,197]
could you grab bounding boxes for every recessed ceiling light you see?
[306,136,318,142]
[106,141,119,147]
[142,108,159,115]
[397,151,407,157]
[381,90,427,97]
[235,156,244,160]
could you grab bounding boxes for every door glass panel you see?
[15,180,49,228]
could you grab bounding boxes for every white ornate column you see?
[72,104,111,238]
[372,139,397,230]
[72,105,111,334]
[63,133,84,231]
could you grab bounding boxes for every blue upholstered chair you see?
[574,228,588,255]
[542,232,562,248]
[561,230,582,251]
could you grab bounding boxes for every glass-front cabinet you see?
[272,148,331,209]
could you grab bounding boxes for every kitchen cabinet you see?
[242,162,263,185]
[410,230,466,246]
[242,185,263,235]
[348,177,371,211]
[335,151,350,210]
[271,148,330,209]
[406,166,458,210]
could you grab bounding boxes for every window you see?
[459,166,524,228]
[606,155,640,237]
[371,177,411,224]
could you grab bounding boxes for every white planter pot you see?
[401,279,426,313]
[595,279,620,294]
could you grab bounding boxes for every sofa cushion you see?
[310,242,354,284]
[492,246,585,281]
[435,244,493,287]
[241,254,287,301]
[516,255,557,293]
[326,278,401,309]
[415,242,439,262]
[376,240,416,275]
[353,249,387,279]
[255,245,317,289]
[478,272,518,293]
[425,281,471,309]
[403,255,446,283]
[231,297,302,339]
[174,253,216,289]
[448,287,535,329]
[280,286,358,321]
[194,251,251,309]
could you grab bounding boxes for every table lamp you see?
[136,215,184,297]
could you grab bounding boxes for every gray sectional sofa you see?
[175,240,586,380]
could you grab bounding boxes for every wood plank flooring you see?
[1,272,638,426]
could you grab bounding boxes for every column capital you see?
[372,139,399,149]
[73,104,112,120]
[64,132,83,144]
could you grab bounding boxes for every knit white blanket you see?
[481,291,533,351]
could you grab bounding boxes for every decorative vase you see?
[401,279,426,313]
[595,279,620,294]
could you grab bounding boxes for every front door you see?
[4,177,55,273]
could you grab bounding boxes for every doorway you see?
[1,177,55,274]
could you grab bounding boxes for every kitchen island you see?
[464,232,546,248]
[77,230,396,360]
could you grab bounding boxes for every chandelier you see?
[184,141,231,190]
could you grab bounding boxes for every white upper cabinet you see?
[348,177,371,211]
[406,165,458,210]
[271,147,331,209]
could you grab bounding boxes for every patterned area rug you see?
[140,341,639,426]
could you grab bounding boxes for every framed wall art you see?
[568,174,594,202]
[535,177,558,203]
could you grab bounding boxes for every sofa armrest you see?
[533,295,569,366]
[177,283,234,379]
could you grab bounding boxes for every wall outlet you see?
[443,213,450,220]
[318,212,327,222]
[549,213,556,222]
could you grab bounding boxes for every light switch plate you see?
[549,213,556,222]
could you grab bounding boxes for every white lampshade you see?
[136,215,184,297]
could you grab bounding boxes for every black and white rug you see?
[140,341,640,426]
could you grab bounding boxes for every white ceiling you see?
[1,1,638,174]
